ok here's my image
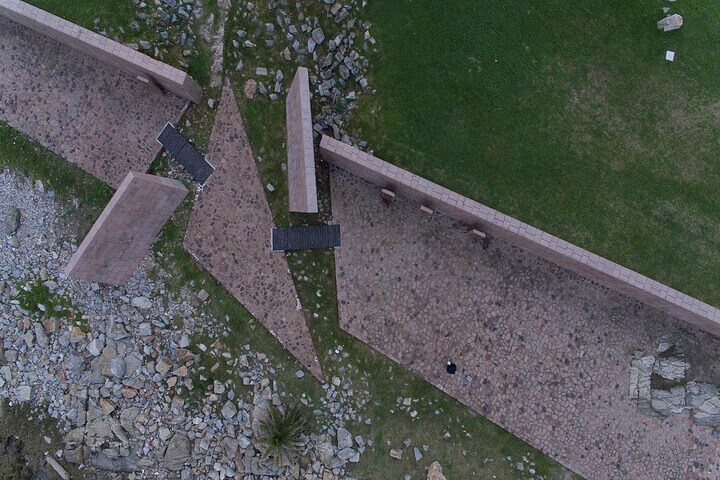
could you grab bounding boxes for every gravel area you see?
[0,169,368,479]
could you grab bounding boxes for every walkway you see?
[0,17,186,188]
[331,168,720,480]
[184,81,323,381]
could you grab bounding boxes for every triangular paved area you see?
[184,81,323,380]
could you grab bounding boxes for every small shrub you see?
[257,403,309,466]
[1,436,33,480]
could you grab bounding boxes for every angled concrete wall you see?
[319,134,720,337]
[0,0,203,103]
[65,172,188,285]
[286,67,318,213]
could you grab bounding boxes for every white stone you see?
[16,385,32,402]
[657,14,683,32]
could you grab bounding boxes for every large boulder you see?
[90,451,142,472]
[651,387,686,416]
[693,395,720,426]
[653,357,688,381]
[629,355,654,401]
[2,207,19,235]
[164,434,190,471]
[686,382,719,408]
[657,14,683,32]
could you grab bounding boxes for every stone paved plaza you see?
[0,17,187,188]
[331,168,720,480]
[184,82,323,381]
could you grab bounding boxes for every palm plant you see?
[257,403,309,466]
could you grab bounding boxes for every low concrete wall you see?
[65,172,188,285]
[0,0,203,103]
[286,67,318,213]
[319,134,720,336]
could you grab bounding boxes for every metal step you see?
[157,122,214,185]
[272,224,341,251]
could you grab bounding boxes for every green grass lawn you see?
[353,0,720,307]
[25,0,135,28]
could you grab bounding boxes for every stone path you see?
[184,81,323,381]
[0,17,187,188]
[331,168,720,480]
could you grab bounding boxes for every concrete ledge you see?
[0,0,203,103]
[286,67,318,213]
[319,134,720,336]
[65,172,188,285]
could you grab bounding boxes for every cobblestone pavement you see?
[330,168,720,480]
[0,17,187,188]
[184,82,323,381]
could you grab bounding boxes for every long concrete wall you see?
[0,0,203,103]
[319,134,720,336]
[286,67,318,213]
[65,172,188,285]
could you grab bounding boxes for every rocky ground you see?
[96,0,204,65]
[0,169,379,479]
[228,0,375,146]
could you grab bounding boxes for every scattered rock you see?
[16,385,32,402]
[221,400,238,419]
[312,27,326,44]
[131,296,152,310]
[337,427,352,449]
[337,447,359,462]
[244,79,257,99]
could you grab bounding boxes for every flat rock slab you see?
[330,168,720,480]
[0,17,187,188]
[184,81,323,381]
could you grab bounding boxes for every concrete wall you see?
[286,67,318,213]
[0,0,203,103]
[319,134,720,336]
[65,172,188,285]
